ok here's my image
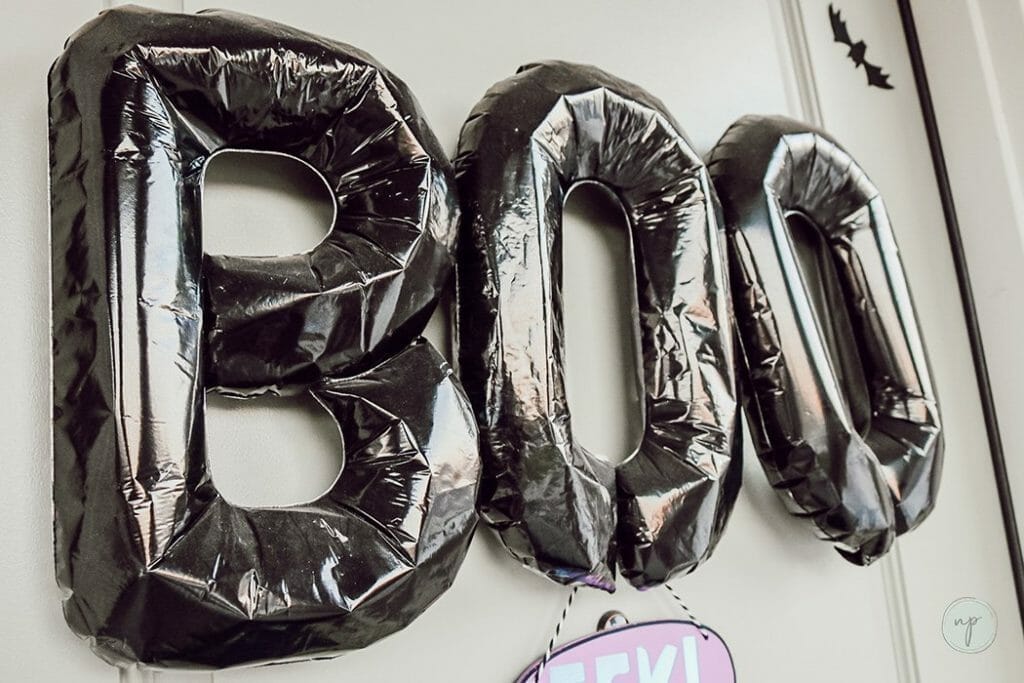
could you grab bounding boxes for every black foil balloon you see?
[50,7,480,667]
[455,62,742,591]
[707,115,943,565]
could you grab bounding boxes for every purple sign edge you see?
[514,619,737,683]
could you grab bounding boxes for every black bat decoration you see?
[829,4,893,90]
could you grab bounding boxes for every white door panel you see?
[911,0,1024,545]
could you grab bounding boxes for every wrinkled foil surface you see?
[455,62,741,591]
[708,115,943,564]
[50,7,479,667]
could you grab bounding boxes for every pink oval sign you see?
[515,620,735,683]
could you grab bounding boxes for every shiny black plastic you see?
[708,115,943,564]
[49,6,479,667]
[455,62,741,591]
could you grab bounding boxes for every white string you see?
[664,583,710,640]
[530,582,706,681]
[533,585,579,683]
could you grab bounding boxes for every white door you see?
[4,1,1022,681]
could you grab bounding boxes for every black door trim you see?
[896,0,1024,635]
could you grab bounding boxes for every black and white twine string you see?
[530,582,708,681]
[532,585,579,683]
[665,582,710,640]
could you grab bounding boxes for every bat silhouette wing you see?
[864,61,893,89]
[829,3,852,46]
